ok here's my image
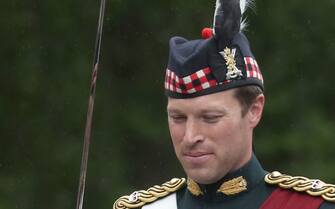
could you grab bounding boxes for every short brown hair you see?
[234,86,263,117]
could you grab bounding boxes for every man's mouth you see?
[183,152,213,164]
[184,152,210,157]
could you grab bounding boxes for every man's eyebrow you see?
[167,107,227,115]
[199,109,227,114]
[166,108,183,114]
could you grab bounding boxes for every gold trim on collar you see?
[187,178,203,196]
[187,177,247,196]
[217,176,248,195]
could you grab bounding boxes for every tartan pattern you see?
[165,68,218,94]
[165,57,263,94]
[244,57,263,83]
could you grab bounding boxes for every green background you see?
[1,0,335,208]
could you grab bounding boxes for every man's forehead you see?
[167,89,237,112]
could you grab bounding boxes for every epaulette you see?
[113,178,186,209]
[265,171,335,203]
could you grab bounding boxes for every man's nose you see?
[183,119,204,145]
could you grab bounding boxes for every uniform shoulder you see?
[113,177,186,209]
[265,171,335,203]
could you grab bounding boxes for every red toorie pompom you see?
[201,28,213,39]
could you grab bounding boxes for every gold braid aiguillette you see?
[265,171,335,203]
[113,178,186,209]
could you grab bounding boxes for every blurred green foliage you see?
[1,0,334,209]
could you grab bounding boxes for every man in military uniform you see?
[113,0,335,208]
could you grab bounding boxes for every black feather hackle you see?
[214,0,241,50]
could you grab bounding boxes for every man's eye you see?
[202,115,221,123]
[170,115,187,123]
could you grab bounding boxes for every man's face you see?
[167,89,257,184]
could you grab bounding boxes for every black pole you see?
[75,1,106,209]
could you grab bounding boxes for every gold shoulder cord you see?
[265,171,335,203]
[113,178,186,209]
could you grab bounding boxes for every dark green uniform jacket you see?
[114,154,335,209]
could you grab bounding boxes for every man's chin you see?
[185,169,221,185]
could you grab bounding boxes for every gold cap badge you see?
[220,47,243,80]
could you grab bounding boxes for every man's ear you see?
[248,94,265,128]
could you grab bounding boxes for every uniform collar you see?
[187,153,266,199]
